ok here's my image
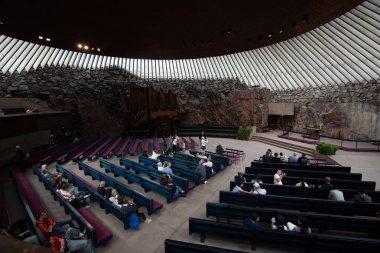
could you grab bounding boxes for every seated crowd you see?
[262,149,309,165]
[97,181,152,224]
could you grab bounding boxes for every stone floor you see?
[17,136,380,253]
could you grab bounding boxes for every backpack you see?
[129,213,140,230]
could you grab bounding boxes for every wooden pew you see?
[206,202,380,236]
[165,239,250,253]
[245,167,362,181]
[229,181,380,203]
[189,218,380,253]
[32,166,113,246]
[219,191,380,216]
[251,161,351,173]
[96,160,178,203]
[243,173,376,190]
[56,164,132,229]
[189,218,257,250]
[119,158,195,192]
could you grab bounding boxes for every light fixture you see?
[84,45,89,50]
[279,27,284,34]
[97,48,101,52]
[77,43,83,49]
[38,36,44,40]
[0,21,4,25]
[91,48,94,50]
[268,33,272,38]
[46,38,51,42]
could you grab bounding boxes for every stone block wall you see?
[271,80,380,140]
[0,67,270,135]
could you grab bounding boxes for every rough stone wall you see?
[271,80,380,140]
[136,79,269,128]
[0,67,270,135]
[0,67,133,135]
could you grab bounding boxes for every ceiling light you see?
[84,45,89,50]
[279,27,284,34]
[268,33,272,38]
[77,43,83,49]
[92,48,94,50]
[38,36,43,40]
[46,38,51,41]
[0,21,4,25]
[97,48,101,52]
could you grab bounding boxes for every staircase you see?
[251,135,315,157]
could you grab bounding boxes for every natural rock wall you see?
[271,80,380,140]
[136,79,269,128]
[0,67,269,135]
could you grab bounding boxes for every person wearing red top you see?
[36,210,73,236]
[49,236,65,252]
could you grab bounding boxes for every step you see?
[251,138,314,154]
[251,136,315,157]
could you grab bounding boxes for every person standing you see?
[200,136,208,150]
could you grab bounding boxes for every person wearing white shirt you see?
[295,177,308,187]
[200,136,208,150]
[279,152,288,162]
[157,162,164,171]
[329,188,345,201]
[274,169,286,185]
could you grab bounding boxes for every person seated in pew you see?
[297,153,309,165]
[150,150,160,160]
[163,162,174,175]
[271,214,288,231]
[195,152,208,160]
[195,159,207,184]
[351,188,372,203]
[182,144,194,156]
[279,152,288,162]
[121,197,152,223]
[57,185,91,208]
[109,189,122,207]
[251,174,263,184]
[319,177,334,191]
[329,187,345,201]
[105,188,113,199]
[97,181,107,197]
[232,182,252,194]
[0,220,40,245]
[252,183,267,195]
[234,172,246,186]
[244,213,260,229]
[157,161,164,171]
[160,173,185,197]
[271,153,281,163]
[274,170,286,185]
[141,151,149,157]
[203,156,214,174]
[286,216,311,234]
[64,226,94,253]
[295,177,308,187]
[36,210,74,236]
[41,164,64,189]
[288,153,299,163]
[262,151,272,162]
